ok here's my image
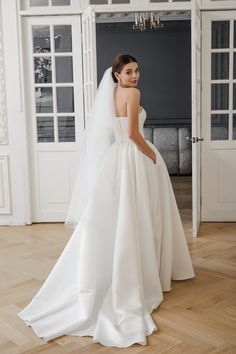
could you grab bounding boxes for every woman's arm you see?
[126,88,156,164]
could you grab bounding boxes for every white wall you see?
[0,0,30,225]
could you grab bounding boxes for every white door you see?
[202,11,236,221]
[191,0,203,237]
[22,16,84,222]
[82,5,97,125]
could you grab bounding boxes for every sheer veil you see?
[64,66,117,228]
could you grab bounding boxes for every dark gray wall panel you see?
[96,20,191,128]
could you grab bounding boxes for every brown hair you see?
[111,54,138,83]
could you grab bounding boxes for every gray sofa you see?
[143,126,192,175]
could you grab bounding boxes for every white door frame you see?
[82,5,97,126]
[191,0,203,236]
[91,1,203,237]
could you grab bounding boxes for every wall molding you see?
[0,155,11,214]
[0,4,8,145]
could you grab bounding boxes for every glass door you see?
[202,10,236,221]
[22,15,84,222]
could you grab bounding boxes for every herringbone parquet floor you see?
[0,176,235,354]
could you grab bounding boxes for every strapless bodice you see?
[112,108,147,143]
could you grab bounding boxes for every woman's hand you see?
[150,150,156,164]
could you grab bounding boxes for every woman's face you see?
[115,62,140,88]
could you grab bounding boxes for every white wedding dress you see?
[18,107,195,348]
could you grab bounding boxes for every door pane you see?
[33,25,51,53]
[211,114,228,140]
[52,0,70,5]
[55,57,73,83]
[58,116,75,142]
[234,53,236,79]
[234,21,236,48]
[211,84,229,110]
[112,0,130,3]
[35,87,53,113]
[233,114,236,140]
[34,57,52,83]
[56,87,74,112]
[30,0,48,6]
[233,84,236,110]
[90,0,108,3]
[37,117,54,142]
[212,21,229,49]
[211,53,229,80]
[54,25,72,52]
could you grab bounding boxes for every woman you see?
[18,54,195,348]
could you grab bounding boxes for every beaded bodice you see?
[112,108,147,143]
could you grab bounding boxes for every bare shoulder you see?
[126,87,140,98]
[125,88,141,106]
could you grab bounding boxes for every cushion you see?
[179,127,192,175]
[143,127,153,142]
[153,128,179,175]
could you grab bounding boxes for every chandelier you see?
[133,12,164,31]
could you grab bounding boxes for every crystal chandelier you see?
[133,12,164,31]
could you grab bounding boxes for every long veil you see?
[64,67,117,228]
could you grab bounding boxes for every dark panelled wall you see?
[96,20,191,128]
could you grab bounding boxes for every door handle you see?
[186,136,204,143]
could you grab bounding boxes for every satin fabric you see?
[18,108,195,348]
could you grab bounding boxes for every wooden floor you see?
[0,176,235,354]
